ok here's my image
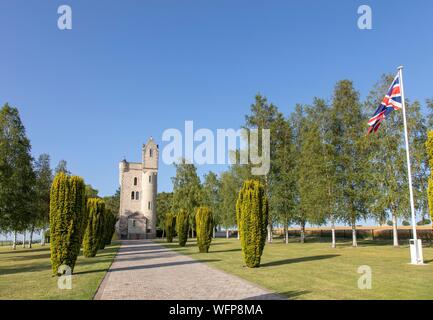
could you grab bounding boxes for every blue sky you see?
[1,0,433,198]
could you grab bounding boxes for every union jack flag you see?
[367,73,402,133]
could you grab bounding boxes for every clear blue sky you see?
[1,0,433,197]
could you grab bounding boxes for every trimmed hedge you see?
[49,173,86,275]
[83,198,106,257]
[165,213,176,243]
[196,207,213,253]
[176,209,189,247]
[236,180,268,268]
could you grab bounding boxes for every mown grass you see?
[0,242,120,299]
[159,237,433,300]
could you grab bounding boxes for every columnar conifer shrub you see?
[104,209,117,245]
[83,198,106,257]
[176,209,189,247]
[49,173,86,275]
[98,208,108,250]
[196,207,213,253]
[426,131,433,222]
[165,213,176,243]
[236,180,268,268]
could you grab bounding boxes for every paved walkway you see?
[95,240,285,300]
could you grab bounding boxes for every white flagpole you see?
[398,65,423,265]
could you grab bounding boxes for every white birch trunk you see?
[331,217,336,248]
[352,224,357,247]
[29,227,34,248]
[213,227,215,238]
[300,223,305,243]
[285,226,288,244]
[226,229,229,238]
[267,224,272,243]
[12,231,17,250]
[41,228,46,246]
[392,212,399,247]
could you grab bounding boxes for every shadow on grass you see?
[0,246,119,276]
[74,259,221,275]
[189,248,242,254]
[279,290,311,299]
[0,247,48,255]
[260,254,340,267]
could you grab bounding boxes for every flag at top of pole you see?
[367,72,402,134]
[367,66,424,265]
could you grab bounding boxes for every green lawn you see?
[0,242,120,299]
[159,238,433,300]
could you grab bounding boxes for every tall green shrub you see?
[176,209,189,247]
[196,207,213,253]
[426,131,433,222]
[165,213,176,243]
[104,209,117,245]
[83,198,105,257]
[98,208,107,250]
[50,173,86,275]
[236,180,268,268]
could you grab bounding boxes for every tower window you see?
[134,177,137,185]
[132,220,136,227]
[131,191,135,200]
[148,201,151,210]
[149,149,153,157]
[136,191,140,200]
[149,175,151,183]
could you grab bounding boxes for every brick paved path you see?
[95,240,285,300]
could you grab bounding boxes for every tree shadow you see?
[260,254,340,267]
[279,290,311,299]
[116,253,178,262]
[0,247,48,255]
[74,259,221,275]
[243,290,309,300]
[189,248,242,254]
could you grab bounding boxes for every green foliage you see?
[0,103,36,235]
[172,160,202,237]
[195,207,213,253]
[33,154,53,230]
[176,209,189,247]
[85,184,99,198]
[103,209,117,246]
[202,172,221,231]
[402,220,411,226]
[55,160,70,175]
[417,218,431,226]
[157,192,173,234]
[426,130,433,223]
[49,173,86,275]
[236,180,268,268]
[82,198,106,257]
[103,188,120,216]
[165,213,176,243]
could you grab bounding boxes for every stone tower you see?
[117,137,158,239]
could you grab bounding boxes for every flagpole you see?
[398,65,423,265]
